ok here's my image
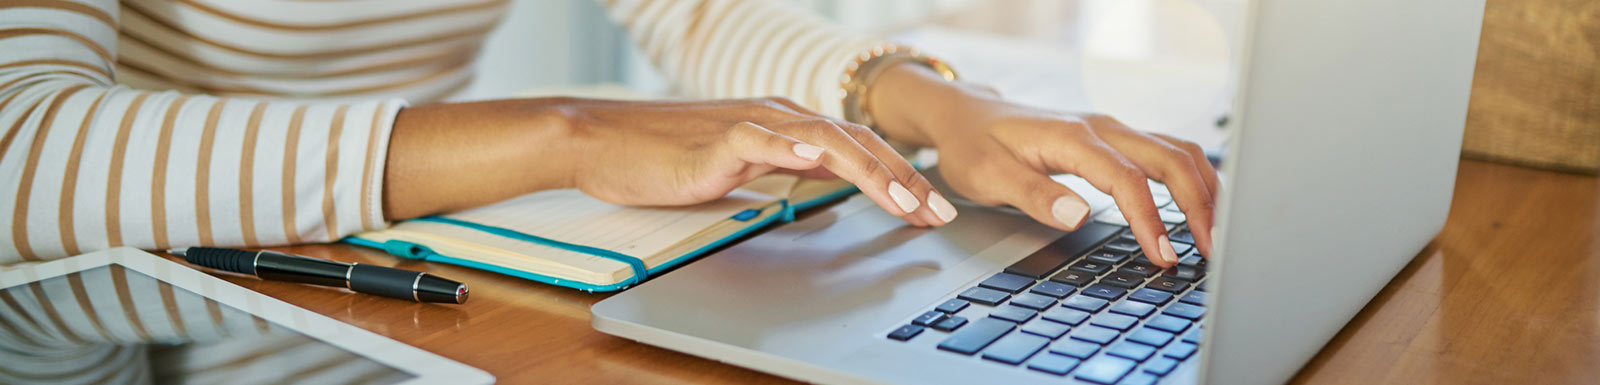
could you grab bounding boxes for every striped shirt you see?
[1,0,896,382]
[1,0,890,265]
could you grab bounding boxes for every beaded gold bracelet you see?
[840,45,957,134]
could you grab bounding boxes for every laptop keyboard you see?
[886,202,1208,385]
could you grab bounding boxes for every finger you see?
[968,157,1093,231]
[834,120,958,225]
[1151,133,1222,195]
[724,122,827,171]
[1151,132,1221,257]
[1091,121,1216,261]
[767,120,922,218]
[774,167,839,179]
[1029,127,1178,267]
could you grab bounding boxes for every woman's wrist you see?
[866,61,1003,147]
[383,99,580,220]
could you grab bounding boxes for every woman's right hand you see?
[384,97,957,227]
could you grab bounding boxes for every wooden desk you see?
[168,159,1598,384]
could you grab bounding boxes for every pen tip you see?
[166,248,186,257]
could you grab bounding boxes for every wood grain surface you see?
[164,159,1598,384]
[1461,0,1600,173]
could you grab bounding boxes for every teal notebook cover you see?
[343,184,860,292]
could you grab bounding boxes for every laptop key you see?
[958,286,1011,306]
[1164,303,1206,320]
[1010,293,1057,310]
[1086,250,1130,265]
[937,318,1015,355]
[1041,306,1092,326]
[1068,260,1113,275]
[1090,313,1139,331]
[1168,241,1194,257]
[1050,271,1095,287]
[1162,266,1205,281]
[1126,327,1175,347]
[1062,295,1110,313]
[1144,357,1180,376]
[1026,353,1081,376]
[1030,281,1077,298]
[1120,372,1160,385]
[932,316,968,332]
[1145,315,1192,334]
[935,298,970,313]
[1182,328,1203,344]
[887,325,923,341]
[981,333,1050,365]
[1169,230,1195,244]
[979,273,1035,294]
[1074,355,1138,384]
[1128,288,1174,305]
[1118,260,1161,278]
[1180,291,1206,305]
[1117,229,1138,242]
[1102,239,1141,254]
[1197,280,1209,292]
[912,310,948,327]
[1101,271,1146,289]
[1109,300,1157,318]
[1107,342,1157,362]
[1021,320,1071,339]
[1164,342,1198,360]
[990,305,1038,323]
[1049,338,1101,359]
[1070,325,1121,345]
[1005,222,1121,279]
[1178,254,1204,267]
[1146,277,1190,293]
[1082,283,1129,301]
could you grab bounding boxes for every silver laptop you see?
[591,0,1486,384]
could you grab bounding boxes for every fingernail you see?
[1051,197,1089,228]
[1158,234,1179,264]
[927,191,958,223]
[792,143,824,161]
[887,181,920,214]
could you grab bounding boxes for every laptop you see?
[591,0,1486,384]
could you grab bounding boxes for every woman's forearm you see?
[382,99,581,220]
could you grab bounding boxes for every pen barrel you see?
[254,251,351,288]
[347,264,424,301]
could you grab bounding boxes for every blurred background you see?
[465,0,1597,173]
[465,0,1246,151]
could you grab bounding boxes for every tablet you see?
[0,247,493,385]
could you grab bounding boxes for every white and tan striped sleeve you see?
[0,0,407,264]
[597,0,888,118]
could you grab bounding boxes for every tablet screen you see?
[0,265,415,384]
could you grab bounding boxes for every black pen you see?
[169,247,468,304]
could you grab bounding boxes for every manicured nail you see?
[792,143,824,161]
[1158,234,1179,264]
[927,191,958,223]
[1051,197,1089,228]
[887,181,920,214]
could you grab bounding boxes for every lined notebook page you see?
[417,188,778,274]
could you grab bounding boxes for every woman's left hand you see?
[867,63,1221,268]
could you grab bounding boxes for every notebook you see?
[344,174,861,292]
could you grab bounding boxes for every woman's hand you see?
[384,97,957,227]
[868,63,1220,268]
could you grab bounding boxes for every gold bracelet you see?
[840,45,957,134]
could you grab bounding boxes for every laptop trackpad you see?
[786,197,1035,271]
